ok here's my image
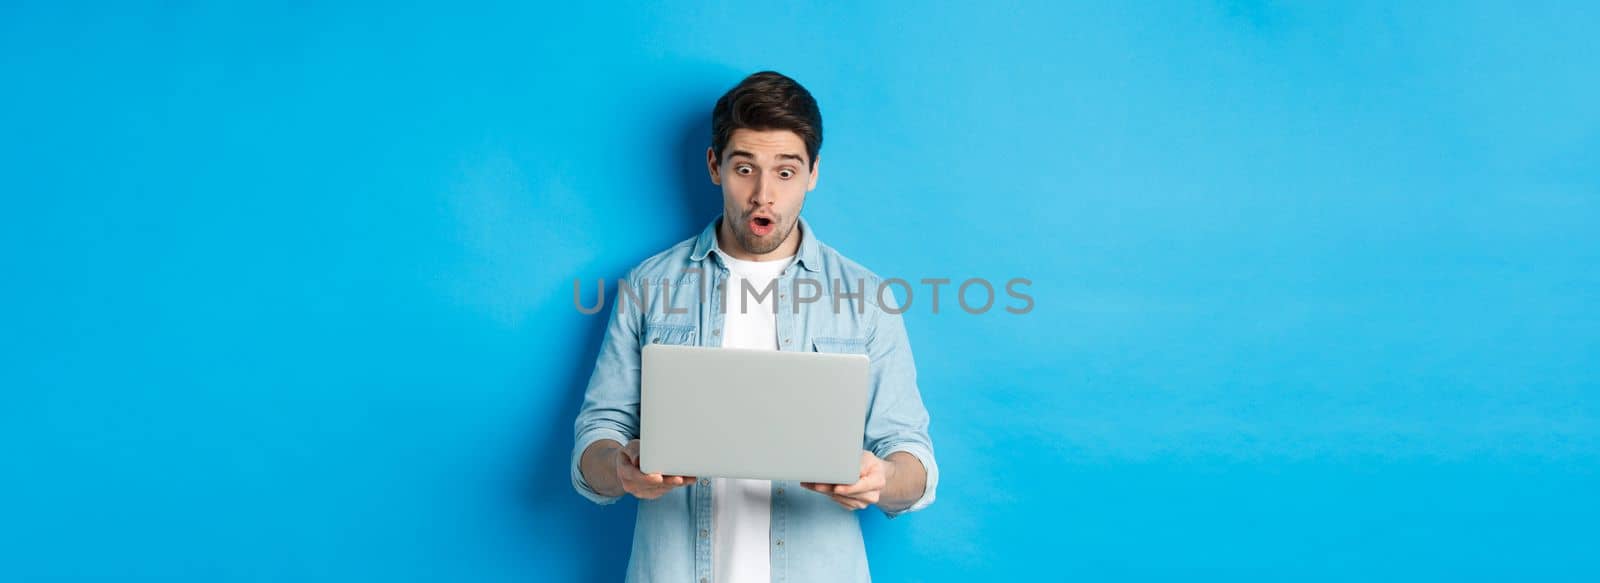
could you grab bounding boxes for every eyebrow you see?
[727,150,809,165]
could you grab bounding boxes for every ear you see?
[807,156,821,191]
[706,147,721,185]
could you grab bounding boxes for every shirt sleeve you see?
[863,288,939,518]
[570,272,645,505]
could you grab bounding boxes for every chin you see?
[741,233,782,255]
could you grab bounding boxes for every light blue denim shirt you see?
[571,216,939,583]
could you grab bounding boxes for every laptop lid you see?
[640,344,869,484]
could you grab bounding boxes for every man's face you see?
[707,128,819,257]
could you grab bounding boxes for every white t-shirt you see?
[711,247,794,583]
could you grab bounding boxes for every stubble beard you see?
[735,216,797,256]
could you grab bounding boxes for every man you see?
[571,71,938,582]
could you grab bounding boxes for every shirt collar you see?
[690,215,822,273]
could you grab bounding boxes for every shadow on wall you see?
[514,66,734,580]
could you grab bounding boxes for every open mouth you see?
[749,215,775,237]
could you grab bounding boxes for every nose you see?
[749,175,775,207]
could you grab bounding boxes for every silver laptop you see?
[640,344,869,484]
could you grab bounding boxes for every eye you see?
[736,165,754,175]
[778,168,795,179]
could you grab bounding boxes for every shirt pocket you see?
[811,336,868,355]
[643,323,698,347]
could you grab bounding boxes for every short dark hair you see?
[711,71,822,169]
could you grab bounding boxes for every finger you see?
[831,480,863,495]
[617,460,647,482]
[805,482,850,494]
[841,459,886,494]
[834,476,886,496]
[631,480,674,498]
[639,479,695,498]
[618,446,640,468]
[621,473,650,494]
[643,472,665,485]
[836,490,880,504]
[830,494,868,510]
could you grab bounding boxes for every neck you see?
[717,216,800,262]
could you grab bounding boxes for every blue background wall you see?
[3,2,1596,581]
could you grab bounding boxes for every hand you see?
[802,451,891,511]
[613,439,697,500]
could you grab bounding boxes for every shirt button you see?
[783,338,791,344]
[651,338,660,344]
[712,329,720,336]
[776,487,784,495]
[699,529,708,538]
[700,479,709,486]
[775,539,784,546]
